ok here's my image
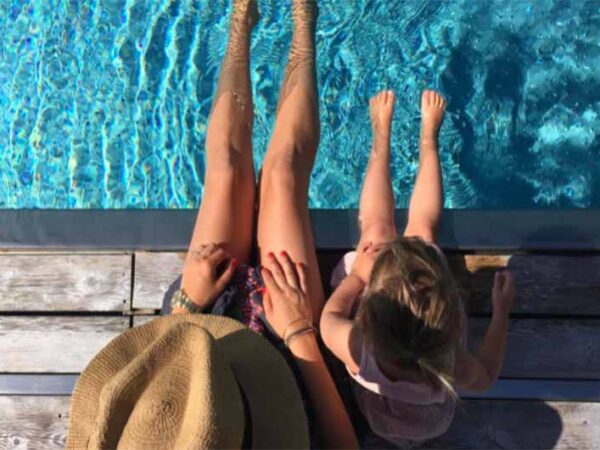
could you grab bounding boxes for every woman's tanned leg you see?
[257,0,325,319]
[188,0,258,263]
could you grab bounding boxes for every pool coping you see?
[1,209,599,251]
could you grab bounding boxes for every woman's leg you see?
[257,0,324,319]
[357,90,398,248]
[188,0,258,262]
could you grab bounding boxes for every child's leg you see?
[188,0,258,263]
[404,90,446,243]
[357,90,398,247]
[257,0,324,318]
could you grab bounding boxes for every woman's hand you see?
[181,243,237,310]
[261,252,313,339]
[492,269,516,317]
[351,241,381,285]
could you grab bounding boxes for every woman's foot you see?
[370,90,395,141]
[232,0,259,29]
[420,90,446,140]
[292,0,318,29]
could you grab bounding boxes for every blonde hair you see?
[358,237,463,397]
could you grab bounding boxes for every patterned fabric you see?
[209,264,270,335]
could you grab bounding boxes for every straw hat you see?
[66,314,309,449]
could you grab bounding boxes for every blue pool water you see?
[1,0,599,209]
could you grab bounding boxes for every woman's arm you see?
[288,332,359,449]
[173,243,237,314]
[262,254,358,449]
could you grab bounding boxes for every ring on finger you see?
[191,247,208,259]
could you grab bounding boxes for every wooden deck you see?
[1,250,599,449]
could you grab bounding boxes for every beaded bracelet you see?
[284,325,318,347]
[282,319,312,342]
[171,289,205,314]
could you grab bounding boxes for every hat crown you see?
[67,315,310,449]
[88,323,245,449]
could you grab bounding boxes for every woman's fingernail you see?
[258,287,267,295]
[280,250,288,257]
[268,252,275,258]
[231,258,238,268]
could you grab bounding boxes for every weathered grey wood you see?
[0,254,131,312]
[136,317,600,380]
[131,252,600,316]
[132,252,184,310]
[0,396,69,450]
[2,397,598,450]
[133,315,158,327]
[360,401,600,449]
[469,318,600,379]
[425,400,600,449]
[0,375,78,395]
[0,317,129,373]
[450,254,600,315]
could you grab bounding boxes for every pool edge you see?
[0,209,599,251]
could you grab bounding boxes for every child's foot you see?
[369,90,395,140]
[232,0,259,29]
[420,90,446,140]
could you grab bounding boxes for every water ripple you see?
[0,0,599,208]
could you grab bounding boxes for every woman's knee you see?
[262,146,312,191]
[206,144,252,182]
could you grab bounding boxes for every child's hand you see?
[351,241,382,285]
[491,270,515,317]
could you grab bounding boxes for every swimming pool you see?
[1,0,599,209]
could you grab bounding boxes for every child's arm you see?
[455,271,516,392]
[320,243,379,373]
[404,91,446,243]
[320,274,364,374]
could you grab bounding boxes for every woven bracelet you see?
[284,325,317,347]
[282,319,312,342]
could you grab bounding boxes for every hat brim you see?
[67,315,309,449]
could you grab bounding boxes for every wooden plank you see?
[0,396,69,450]
[1,397,598,450]
[131,252,600,316]
[132,252,184,310]
[360,401,600,449]
[136,317,600,380]
[0,254,131,312]
[133,251,361,310]
[428,400,600,449]
[0,375,78,395]
[461,379,600,402]
[133,315,159,327]
[0,317,130,373]
[469,318,600,379]
[450,254,600,315]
